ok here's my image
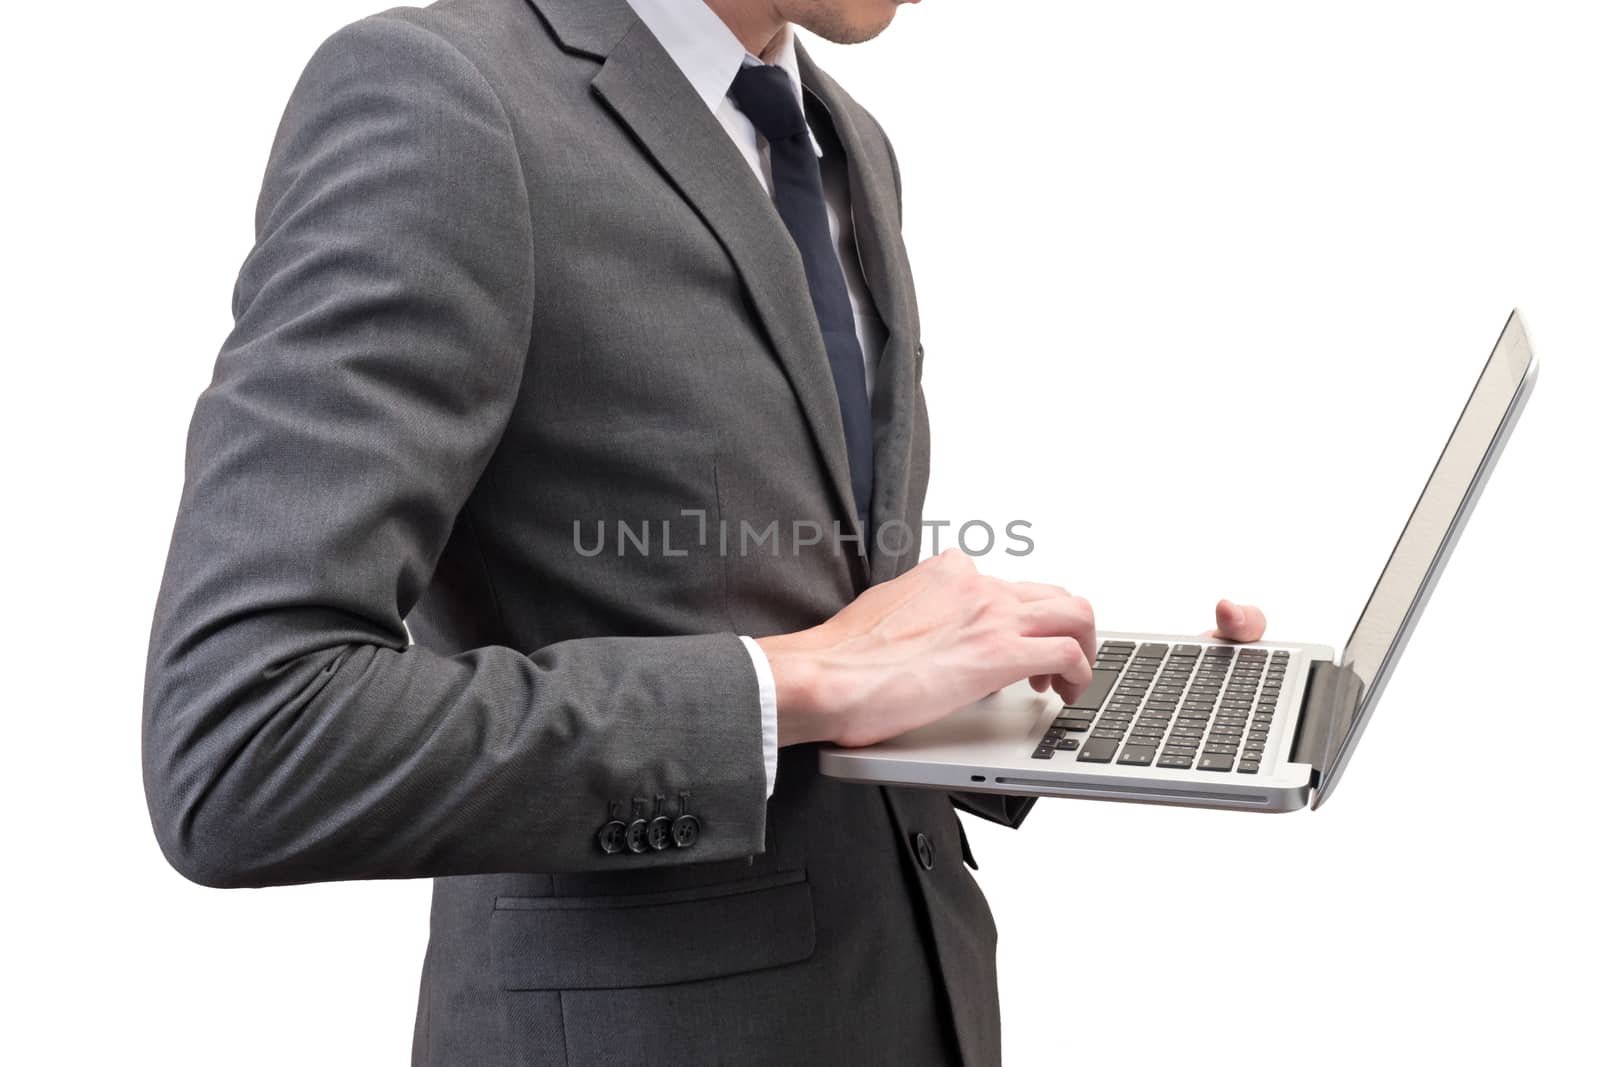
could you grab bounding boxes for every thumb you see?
[1211,599,1267,642]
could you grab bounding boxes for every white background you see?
[4,1,1596,1064]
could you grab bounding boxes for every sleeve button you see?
[597,820,627,855]
[671,814,701,848]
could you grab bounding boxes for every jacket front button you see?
[625,818,650,854]
[913,832,935,871]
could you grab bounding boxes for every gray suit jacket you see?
[144,1,1033,1062]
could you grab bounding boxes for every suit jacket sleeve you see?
[142,15,769,888]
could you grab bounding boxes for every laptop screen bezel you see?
[1314,311,1538,808]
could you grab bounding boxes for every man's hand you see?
[1205,599,1268,643]
[757,549,1097,749]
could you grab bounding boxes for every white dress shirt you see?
[623,0,887,798]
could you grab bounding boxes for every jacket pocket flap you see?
[491,871,815,990]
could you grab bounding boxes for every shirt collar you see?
[624,0,824,157]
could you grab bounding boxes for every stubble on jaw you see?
[780,0,900,45]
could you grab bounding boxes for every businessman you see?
[144,0,1267,1062]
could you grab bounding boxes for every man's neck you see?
[702,0,787,57]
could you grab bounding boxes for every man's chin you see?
[796,1,902,45]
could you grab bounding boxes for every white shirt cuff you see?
[739,636,779,798]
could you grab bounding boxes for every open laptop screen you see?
[1320,311,1536,804]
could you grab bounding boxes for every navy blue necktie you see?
[728,64,875,537]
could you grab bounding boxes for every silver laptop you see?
[819,310,1538,812]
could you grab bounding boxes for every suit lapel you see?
[797,46,922,584]
[536,3,862,555]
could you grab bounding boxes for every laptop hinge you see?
[1289,660,1364,789]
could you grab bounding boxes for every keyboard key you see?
[1057,738,1081,751]
[1077,738,1120,763]
[1135,643,1169,658]
[1157,755,1194,769]
[1197,754,1234,772]
[1063,669,1121,711]
[1237,760,1260,773]
[1058,718,1093,732]
[1118,744,1156,766]
[1031,745,1055,760]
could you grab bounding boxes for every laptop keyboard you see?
[1030,641,1289,774]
